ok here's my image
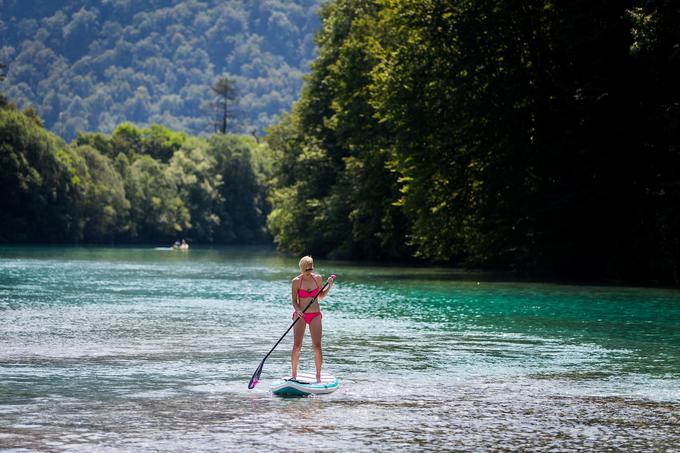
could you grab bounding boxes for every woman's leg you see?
[291,317,305,379]
[309,315,323,382]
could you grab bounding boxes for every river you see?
[0,246,678,451]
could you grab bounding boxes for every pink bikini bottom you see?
[292,311,322,325]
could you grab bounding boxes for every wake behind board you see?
[271,372,339,396]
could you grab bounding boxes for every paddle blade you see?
[248,361,264,389]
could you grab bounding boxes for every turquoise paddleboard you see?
[271,372,340,396]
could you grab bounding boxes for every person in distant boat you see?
[291,255,334,383]
[179,239,189,251]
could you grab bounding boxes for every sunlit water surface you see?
[1,246,678,451]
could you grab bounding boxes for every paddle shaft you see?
[248,277,332,388]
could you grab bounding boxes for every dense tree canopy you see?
[1,0,679,286]
[266,0,680,284]
[0,105,74,242]
[0,102,271,244]
[0,0,322,140]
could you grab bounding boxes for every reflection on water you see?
[0,246,679,451]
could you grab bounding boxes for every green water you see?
[0,246,678,451]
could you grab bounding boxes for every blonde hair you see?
[298,255,314,273]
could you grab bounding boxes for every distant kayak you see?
[271,372,339,396]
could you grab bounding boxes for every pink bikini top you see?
[297,275,320,298]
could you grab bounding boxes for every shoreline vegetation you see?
[1,0,680,287]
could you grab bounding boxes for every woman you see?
[291,256,334,383]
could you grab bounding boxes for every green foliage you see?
[626,0,680,283]
[2,0,323,140]
[266,0,680,284]
[266,0,409,259]
[209,134,269,243]
[168,137,221,242]
[373,0,547,266]
[60,144,130,242]
[2,0,680,285]
[75,131,114,158]
[122,154,190,241]
[141,125,188,162]
[1,104,272,244]
[0,106,73,242]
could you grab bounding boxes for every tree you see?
[209,134,268,243]
[628,0,680,284]
[140,124,187,162]
[167,137,222,242]
[266,0,409,259]
[211,76,238,134]
[0,107,74,242]
[121,155,191,242]
[60,144,130,242]
[266,0,680,284]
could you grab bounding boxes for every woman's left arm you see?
[318,275,334,300]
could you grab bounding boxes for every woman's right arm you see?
[291,278,302,317]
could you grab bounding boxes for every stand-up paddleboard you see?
[271,372,339,396]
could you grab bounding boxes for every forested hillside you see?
[2,0,679,286]
[0,0,322,140]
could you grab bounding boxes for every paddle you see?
[248,274,336,389]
